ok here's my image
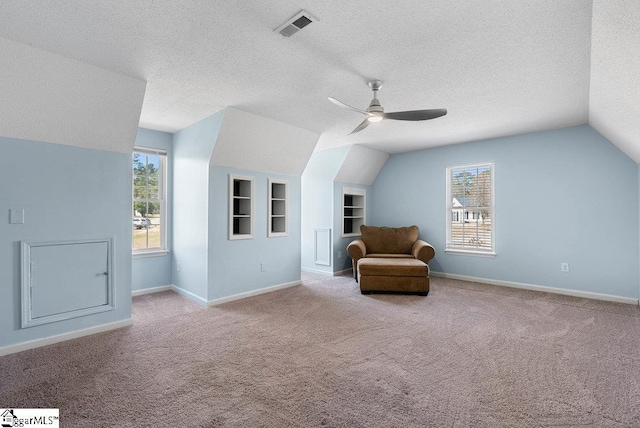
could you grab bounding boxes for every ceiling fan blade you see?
[328,97,370,116]
[382,109,447,121]
[348,119,370,135]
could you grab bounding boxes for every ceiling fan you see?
[328,80,447,135]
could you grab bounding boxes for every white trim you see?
[444,248,497,258]
[133,250,169,259]
[430,272,640,306]
[132,148,168,253]
[131,285,172,296]
[22,237,115,328]
[170,285,208,307]
[342,186,366,238]
[314,228,331,266]
[133,146,167,156]
[138,280,304,306]
[0,319,132,357]
[445,162,495,254]
[207,281,301,306]
[301,267,334,276]
[268,178,289,237]
[229,174,254,240]
[301,267,352,277]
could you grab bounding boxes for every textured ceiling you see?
[589,0,640,162]
[0,0,635,157]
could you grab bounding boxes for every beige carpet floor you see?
[1,273,640,427]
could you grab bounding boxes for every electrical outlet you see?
[338,250,343,259]
[10,208,24,224]
[261,262,267,272]
[560,263,569,273]
[177,261,181,272]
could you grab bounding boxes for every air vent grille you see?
[292,16,312,29]
[274,10,317,38]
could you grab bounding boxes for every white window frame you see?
[132,147,168,257]
[445,162,495,257]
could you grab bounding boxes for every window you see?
[133,148,167,254]
[446,162,495,256]
[342,187,366,237]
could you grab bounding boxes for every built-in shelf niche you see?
[229,175,254,240]
[342,187,366,237]
[268,179,288,237]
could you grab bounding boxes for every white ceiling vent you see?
[274,10,317,38]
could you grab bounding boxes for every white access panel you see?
[22,238,115,328]
[314,228,331,266]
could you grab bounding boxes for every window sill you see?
[444,248,496,258]
[133,250,169,259]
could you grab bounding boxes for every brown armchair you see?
[347,225,435,295]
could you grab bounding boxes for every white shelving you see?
[268,179,288,237]
[342,187,366,237]
[229,175,254,240]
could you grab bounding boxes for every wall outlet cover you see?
[10,208,25,224]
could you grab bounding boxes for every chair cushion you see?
[365,253,414,259]
[358,258,428,277]
[360,225,419,254]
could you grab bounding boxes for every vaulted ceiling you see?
[0,1,637,159]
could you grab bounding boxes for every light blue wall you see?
[371,125,640,299]
[0,138,132,348]
[333,182,372,272]
[208,167,302,299]
[132,128,173,291]
[172,110,225,301]
[301,147,350,274]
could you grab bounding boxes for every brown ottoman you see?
[357,258,429,295]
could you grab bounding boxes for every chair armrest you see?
[347,239,367,280]
[348,239,366,260]
[412,240,435,264]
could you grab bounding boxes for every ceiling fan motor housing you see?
[367,98,384,113]
[367,80,384,113]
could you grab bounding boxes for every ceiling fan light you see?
[367,115,383,123]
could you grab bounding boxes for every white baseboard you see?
[302,267,353,277]
[301,267,334,276]
[170,285,208,307]
[333,268,353,277]
[207,280,301,306]
[0,279,303,357]
[0,318,133,357]
[141,282,303,307]
[131,285,172,296]
[430,272,640,306]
